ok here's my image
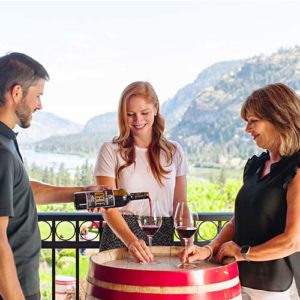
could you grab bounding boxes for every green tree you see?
[56,163,72,186]
[78,160,94,186]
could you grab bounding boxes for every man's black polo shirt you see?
[0,121,40,296]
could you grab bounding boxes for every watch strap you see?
[240,245,251,261]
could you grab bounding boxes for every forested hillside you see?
[171,46,300,167]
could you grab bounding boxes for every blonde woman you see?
[94,81,188,262]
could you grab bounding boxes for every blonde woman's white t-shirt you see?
[93,141,188,217]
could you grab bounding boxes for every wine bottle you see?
[74,188,149,210]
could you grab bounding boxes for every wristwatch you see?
[240,245,251,261]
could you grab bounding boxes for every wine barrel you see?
[55,275,76,300]
[86,246,241,300]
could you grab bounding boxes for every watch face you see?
[241,245,250,254]
[241,245,250,261]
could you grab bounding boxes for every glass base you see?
[139,258,161,264]
[176,262,198,269]
[127,256,136,263]
[149,259,161,264]
[127,254,160,264]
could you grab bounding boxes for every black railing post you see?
[51,219,56,300]
[75,220,80,300]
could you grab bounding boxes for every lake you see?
[20,148,96,171]
[20,148,243,182]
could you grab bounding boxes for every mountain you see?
[83,111,118,134]
[25,46,300,168]
[161,60,244,130]
[33,112,118,155]
[16,112,83,145]
[33,131,115,156]
[171,46,300,167]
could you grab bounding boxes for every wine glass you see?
[174,202,198,268]
[138,199,162,263]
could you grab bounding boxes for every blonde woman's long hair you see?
[113,81,176,185]
[241,83,300,156]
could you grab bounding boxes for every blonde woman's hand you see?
[127,239,154,263]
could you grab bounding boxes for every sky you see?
[1,0,300,124]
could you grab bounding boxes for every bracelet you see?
[203,245,213,261]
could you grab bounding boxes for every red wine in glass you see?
[138,199,162,263]
[176,226,197,239]
[141,224,160,236]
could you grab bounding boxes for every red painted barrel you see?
[55,275,76,300]
[85,246,241,300]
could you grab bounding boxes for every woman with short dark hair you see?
[180,83,300,299]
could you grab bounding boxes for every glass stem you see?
[184,238,188,250]
[184,238,188,264]
[148,236,153,251]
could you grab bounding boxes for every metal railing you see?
[38,211,233,299]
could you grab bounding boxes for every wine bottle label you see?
[85,190,115,208]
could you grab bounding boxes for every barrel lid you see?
[56,275,76,285]
[88,246,239,287]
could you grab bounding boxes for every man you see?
[0,52,94,300]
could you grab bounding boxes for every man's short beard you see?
[15,97,32,128]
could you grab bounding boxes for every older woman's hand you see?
[178,244,213,263]
[215,241,242,263]
[127,239,154,263]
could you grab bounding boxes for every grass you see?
[188,166,243,182]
